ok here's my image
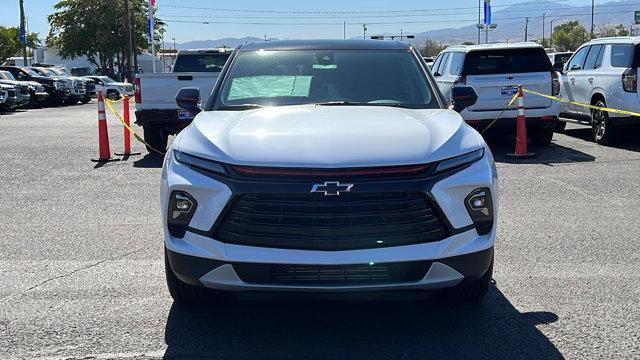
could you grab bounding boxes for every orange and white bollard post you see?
[91,88,120,163]
[506,85,536,159]
[115,95,141,156]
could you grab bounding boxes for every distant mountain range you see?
[413,0,639,44]
[166,0,640,49]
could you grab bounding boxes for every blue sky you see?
[0,0,607,43]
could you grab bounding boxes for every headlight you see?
[434,148,484,174]
[465,188,494,235]
[167,190,198,238]
[174,150,227,175]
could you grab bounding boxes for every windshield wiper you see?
[316,101,421,109]
[315,101,370,106]
[219,103,264,110]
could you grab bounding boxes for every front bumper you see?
[162,147,498,292]
[167,246,494,292]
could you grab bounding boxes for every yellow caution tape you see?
[507,92,519,107]
[103,98,166,155]
[521,88,640,117]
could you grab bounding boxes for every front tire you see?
[165,249,210,304]
[591,100,617,145]
[107,90,121,101]
[143,125,168,154]
[443,257,493,302]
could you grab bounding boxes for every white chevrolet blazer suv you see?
[161,40,498,304]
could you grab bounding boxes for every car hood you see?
[175,105,483,168]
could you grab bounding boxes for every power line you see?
[160,9,640,26]
[157,2,640,20]
[157,0,569,15]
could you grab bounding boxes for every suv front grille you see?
[233,261,432,286]
[213,192,449,251]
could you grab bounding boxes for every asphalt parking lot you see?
[1,102,639,359]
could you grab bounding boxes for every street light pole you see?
[363,24,367,39]
[524,17,529,42]
[590,0,595,39]
[478,0,481,44]
[19,0,27,65]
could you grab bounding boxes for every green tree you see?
[597,24,629,38]
[0,26,41,64]
[551,20,589,52]
[418,38,448,57]
[47,0,159,78]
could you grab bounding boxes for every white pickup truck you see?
[134,49,232,153]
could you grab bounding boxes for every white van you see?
[433,43,561,145]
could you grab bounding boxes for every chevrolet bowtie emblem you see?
[311,181,354,196]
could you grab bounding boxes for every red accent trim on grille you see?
[231,164,431,177]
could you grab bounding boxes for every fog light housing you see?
[167,191,198,238]
[465,188,494,235]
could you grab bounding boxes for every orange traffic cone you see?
[506,85,536,159]
[115,95,141,157]
[91,88,120,163]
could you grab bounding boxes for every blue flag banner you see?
[18,24,27,45]
[484,0,492,25]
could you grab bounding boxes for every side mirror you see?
[175,87,202,115]
[451,85,478,113]
[553,62,564,73]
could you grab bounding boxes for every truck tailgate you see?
[137,72,220,110]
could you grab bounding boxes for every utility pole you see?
[123,0,132,81]
[524,17,529,42]
[363,24,367,39]
[590,0,595,39]
[542,13,546,47]
[550,20,554,49]
[19,0,27,65]
[131,12,138,70]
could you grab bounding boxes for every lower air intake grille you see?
[233,261,432,286]
[213,192,449,251]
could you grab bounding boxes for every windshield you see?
[31,68,56,77]
[216,49,438,109]
[50,68,69,76]
[21,67,43,77]
[0,71,16,81]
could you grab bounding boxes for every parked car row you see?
[430,36,640,147]
[0,64,132,114]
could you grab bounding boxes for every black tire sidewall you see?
[143,125,168,154]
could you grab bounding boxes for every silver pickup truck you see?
[134,49,232,153]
